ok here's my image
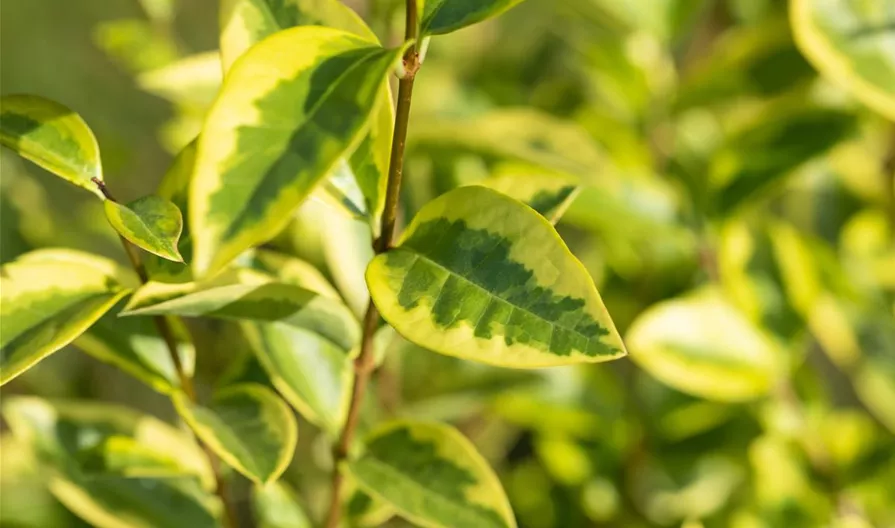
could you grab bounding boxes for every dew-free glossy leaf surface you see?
[242,322,350,433]
[421,0,526,36]
[250,249,341,299]
[190,26,404,276]
[105,195,184,262]
[474,169,580,224]
[174,383,298,484]
[347,421,516,528]
[145,140,196,283]
[0,251,130,385]
[253,481,312,528]
[367,186,625,368]
[626,290,781,401]
[0,94,104,198]
[791,0,895,119]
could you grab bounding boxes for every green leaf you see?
[473,168,580,224]
[104,195,184,262]
[250,249,341,299]
[625,289,782,401]
[173,383,298,485]
[791,0,895,120]
[121,270,360,352]
[347,420,517,528]
[190,27,404,276]
[421,0,526,36]
[366,186,625,368]
[3,397,217,528]
[252,481,312,528]
[241,322,351,434]
[0,94,104,199]
[0,250,131,386]
[137,52,223,109]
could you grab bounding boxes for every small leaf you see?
[791,0,895,120]
[253,481,312,528]
[173,383,298,485]
[105,195,184,262]
[0,250,131,385]
[421,0,526,36]
[366,186,626,368]
[241,322,351,434]
[473,168,580,224]
[625,289,782,402]
[347,420,517,528]
[190,26,405,276]
[137,52,223,108]
[0,94,104,198]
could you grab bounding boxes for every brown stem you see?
[323,3,420,526]
[95,178,237,528]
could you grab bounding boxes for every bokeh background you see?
[2,0,894,527]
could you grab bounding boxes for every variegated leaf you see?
[0,94,104,198]
[626,289,782,402]
[366,186,625,368]
[0,250,132,386]
[145,139,196,283]
[473,167,580,224]
[347,420,517,528]
[191,27,403,276]
[791,0,895,120]
[420,0,526,36]
[249,248,341,299]
[173,383,298,485]
[137,52,223,108]
[104,195,184,262]
[253,481,312,528]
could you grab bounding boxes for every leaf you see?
[347,420,517,528]
[420,0,526,36]
[173,383,298,485]
[137,52,223,109]
[252,481,312,528]
[250,249,341,299]
[625,290,782,401]
[473,168,580,224]
[0,250,131,386]
[366,186,625,368]
[241,322,351,434]
[121,271,360,352]
[3,397,217,528]
[104,195,184,262]
[791,0,895,120]
[190,27,405,276]
[0,94,104,199]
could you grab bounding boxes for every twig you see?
[323,2,420,525]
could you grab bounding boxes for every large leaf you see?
[190,26,404,276]
[121,271,360,352]
[367,186,625,368]
[0,94,104,199]
[625,290,782,401]
[791,0,895,120]
[347,420,517,528]
[252,481,312,528]
[0,250,131,385]
[241,322,351,434]
[473,167,580,224]
[104,195,184,262]
[173,383,298,485]
[3,397,217,528]
[420,0,526,36]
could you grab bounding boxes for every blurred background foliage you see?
[1,0,894,527]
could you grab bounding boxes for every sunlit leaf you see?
[190,27,404,276]
[0,95,104,199]
[626,289,782,401]
[137,52,223,108]
[420,0,526,36]
[473,169,580,224]
[249,248,341,299]
[791,0,895,120]
[104,195,184,262]
[367,186,626,368]
[93,19,178,73]
[347,420,517,528]
[173,383,298,484]
[252,481,312,528]
[0,250,131,386]
[145,139,196,283]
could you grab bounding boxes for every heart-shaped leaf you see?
[791,0,895,120]
[366,186,626,368]
[0,250,132,385]
[105,195,184,262]
[625,289,782,401]
[0,94,104,198]
[347,420,517,528]
[420,0,526,36]
[190,26,405,276]
[173,383,298,485]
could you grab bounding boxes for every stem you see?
[323,3,420,526]
[94,178,237,528]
